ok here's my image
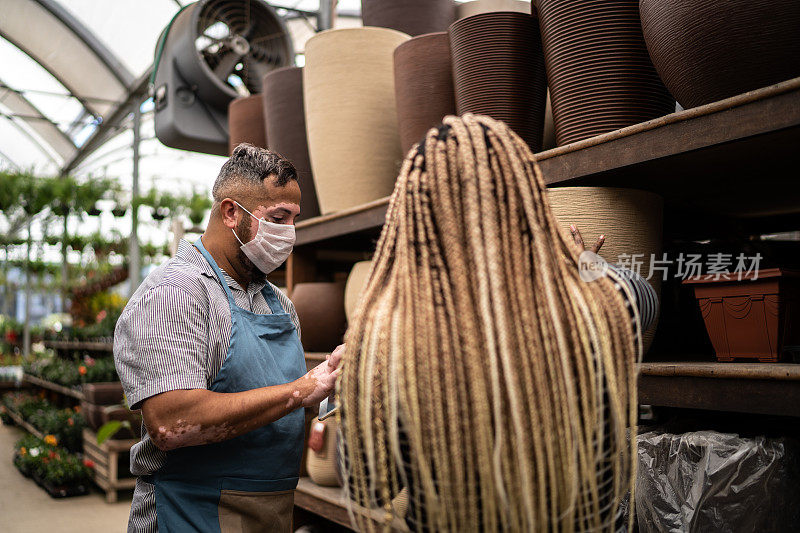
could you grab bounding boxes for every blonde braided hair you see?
[339,114,637,532]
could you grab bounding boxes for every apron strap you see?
[193,238,236,304]
[260,283,288,315]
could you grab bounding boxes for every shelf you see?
[295,477,408,532]
[293,77,800,248]
[44,340,114,352]
[637,362,800,417]
[23,374,85,401]
[5,407,45,440]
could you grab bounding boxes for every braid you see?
[340,114,637,532]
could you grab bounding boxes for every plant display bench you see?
[82,428,137,503]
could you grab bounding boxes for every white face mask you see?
[232,201,296,274]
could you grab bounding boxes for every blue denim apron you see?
[150,239,306,532]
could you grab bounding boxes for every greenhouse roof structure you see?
[0,0,362,184]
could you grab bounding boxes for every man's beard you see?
[235,216,267,285]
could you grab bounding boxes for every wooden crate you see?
[82,428,138,503]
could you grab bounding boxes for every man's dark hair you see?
[212,143,298,202]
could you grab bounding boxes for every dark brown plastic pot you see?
[82,382,124,405]
[80,400,105,431]
[228,94,267,155]
[290,282,347,353]
[361,0,456,36]
[449,11,547,151]
[535,0,674,146]
[684,268,800,363]
[640,0,800,109]
[394,32,456,153]
[262,67,320,220]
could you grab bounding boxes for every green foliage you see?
[24,355,117,386]
[2,393,85,452]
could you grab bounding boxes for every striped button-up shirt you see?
[114,239,300,533]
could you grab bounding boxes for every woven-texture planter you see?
[262,66,320,220]
[394,32,456,153]
[684,269,800,362]
[228,94,267,155]
[640,0,800,109]
[290,282,347,352]
[449,11,547,152]
[361,0,456,36]
[307,417,342,487]
[535,0,674,146]
[304,28,410,214]
[345,260,373,322]
[456,0,530,18]
[547,187,663,350]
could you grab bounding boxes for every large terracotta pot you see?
[640,0,800,109]
[262,67,320,220]
[456,0,530,18]
[228,94,267,155]
[449,11,548,151]
[361,0,456,36]
[394,32,456,154]
[304,28,411,214]
[290,282,347,352]
[345,260,373,322]
[535,0,674,146]
[546,187,663,351]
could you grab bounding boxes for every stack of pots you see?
[227,95,267,155]
[639,0,800,108]
[81,382,139,439]
[304,27,411,214]
[262,66,321,220]
[535,0,675,146]
[394,32,456,153]
[449,10,548,152]
[456,0,531,18]
[361,0,456,36]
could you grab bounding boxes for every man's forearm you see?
[143,376,316,451]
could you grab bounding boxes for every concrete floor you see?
[0,422,132,532]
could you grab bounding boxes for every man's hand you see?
[570,224,605,254]
[299,343,345,407]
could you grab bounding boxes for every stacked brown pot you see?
[640,0,800,108]
[361,0,456,36]
[394,32,456,154]
[535,0,675,146]
[227,94,267,155]
[456,0,531,18]
[449,11,548,152]
[290,282,347,352]
[262,67,320,220]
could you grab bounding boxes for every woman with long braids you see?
[338,114,655,532]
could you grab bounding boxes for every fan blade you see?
[212,50,244,81]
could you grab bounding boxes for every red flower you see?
[49,450,57,459]
[67,418,74,426]
[84,356,96,367]
[96,310,107,323]
[78,366,87,376]
[83,459,95,469]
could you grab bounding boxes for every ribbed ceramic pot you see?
[449,11,547,151]
[456,0,531,18]
[546,187,663,351]
[345,260,373,322]
[262,67,320,220]
[228,94,267,155]
[304,28,411,214]
[640,0,800,108]
[535,0,674,146]
[361,0,456,36]
[394,32,456,153]
[290,282,347,352]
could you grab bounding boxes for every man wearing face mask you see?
[114,144,343,533]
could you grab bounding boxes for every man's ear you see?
[219,198,238,229]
